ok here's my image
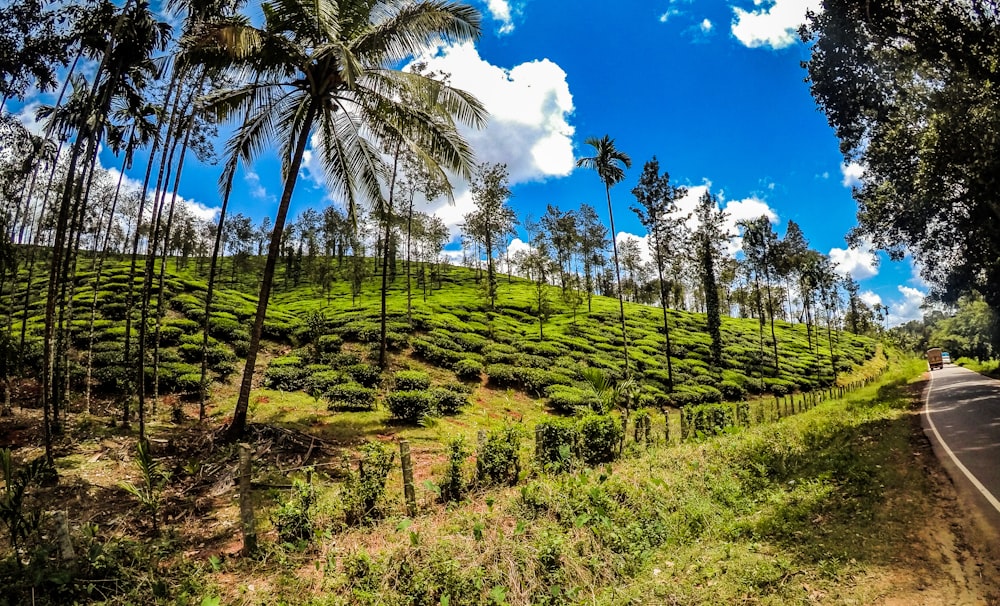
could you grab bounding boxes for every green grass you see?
[178,353,931,605]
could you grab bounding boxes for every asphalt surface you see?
[923,364,1000,533]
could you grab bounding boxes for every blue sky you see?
[9,0,930,324]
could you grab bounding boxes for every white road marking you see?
[924,368,1000,514]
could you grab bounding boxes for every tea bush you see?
[577,413,623,466]
[264,366,308,391]
[452,358,483,381]
[430,387,467,416]
[545,385,601,413]
[326,383,376,410]
[385,390,433,422]
[439,436,469,503]
[534,418,579,472]
[476,425,523,487]
[317,334,343,354]
[682,402,737,439]
[273,477,316,544]
[393,370,431,391]
[306,370,346,393]
[342,442,394,526]
[346,364,381,388]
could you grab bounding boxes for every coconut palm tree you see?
[577,135,632,376]
[196,0,486,441]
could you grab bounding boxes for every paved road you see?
[923,364,1000,533]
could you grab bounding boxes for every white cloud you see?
[841,161,864,187]
[422,43,575,183]
[724,195,778,227]
[859,290,882,308]
[484,0,515,34]
[829,240,878,280]
[671,184,780,257]
[13,102,46,136]
[245,169,276,203]
[888,285,926,326]
[659,9,680,22]
[616,231,655,266]
[723,195,780,256]
[106,167,219,222]
[731,0,817,49]
[300,43,575,243]
[505,237,534,259]
[700,18,714,33]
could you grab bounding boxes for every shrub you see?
[440,436,468,503]
[346,364,381,388]
[343,442,394,526]
[157,325,183,346]
[273,477,316,543]
[577,413,623,466]
[451,332,488,352]
[666,386,703,408]
[326,383,376,410]
[317,334,343,354]
[682,402,737,439]
[485,363,518,388]
[175,373,206,394]
[393,370,431,392]
[545,385,601,414]
[452,358,483,381]
[476,425,523,488]
[208,316,246,342]
[385,390,433,422]
[517,367,574,396]
[271,355,304,367]
[764,378,796,397]
[718,380,745,401]
[306,370,346,394]
[534,418,579,472]
[263,366,307,391]
[521,340,563,358]
[430,387,467,416]
[412,339,465,366]
[327,352,361,367]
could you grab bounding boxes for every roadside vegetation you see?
[3,331,974,604]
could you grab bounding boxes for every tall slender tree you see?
[693,191,728,370]
[631,157,684,391]
[463,162,516,310]
[739,215,780,374]
[577,203,607,312]
[577,135,632,376]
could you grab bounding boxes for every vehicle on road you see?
[942,351,951,364]
[927,347,944,370]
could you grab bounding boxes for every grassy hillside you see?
[0,255,899,604]
[3,254,875,414]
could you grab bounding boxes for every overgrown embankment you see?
[184,354,996,604]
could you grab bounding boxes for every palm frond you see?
[353,0,481,65]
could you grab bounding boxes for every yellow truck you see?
[927,347,944,371]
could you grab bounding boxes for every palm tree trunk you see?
[122,69,182,429]
[226,100,318,442]
[199,160,239,420]
[405,191,414,326]
[379,143,401,369]
[605,185,629,377]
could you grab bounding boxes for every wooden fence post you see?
[663,409,670,444]
[400,439,416,517]
[239,443,257,556]
[52,510,75,563]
